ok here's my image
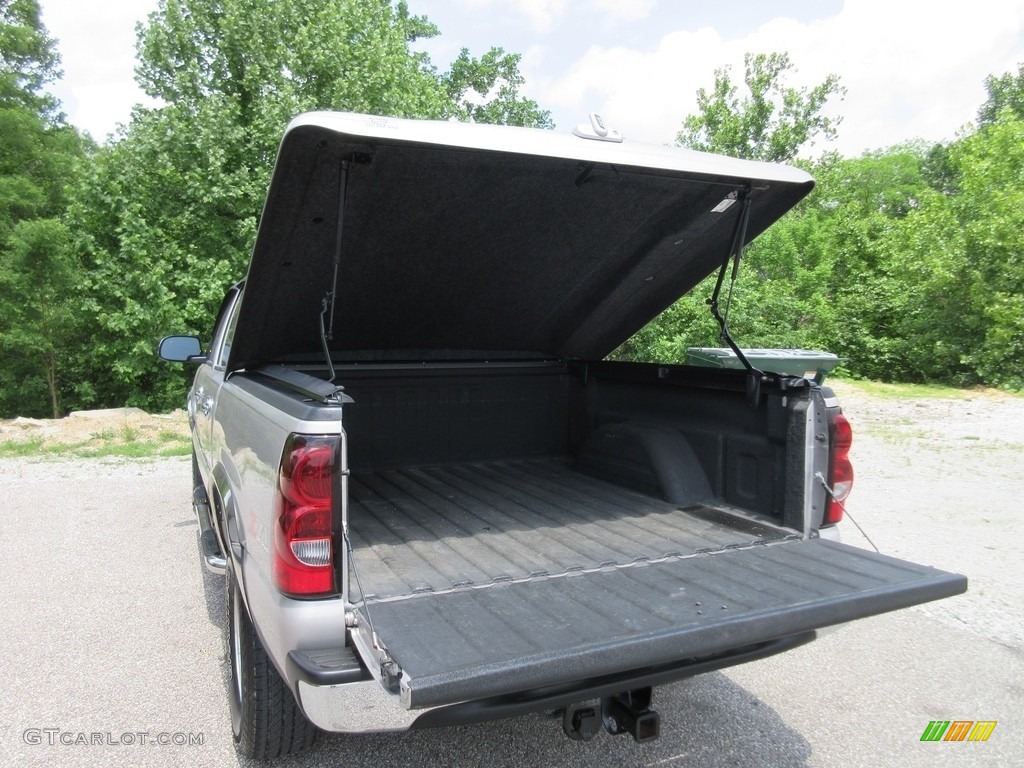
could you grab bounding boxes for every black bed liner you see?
[346,458,966,711]
[347,458,794,601]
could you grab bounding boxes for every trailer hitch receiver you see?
[603,688,660,743]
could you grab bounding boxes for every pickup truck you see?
[159,111,967,759]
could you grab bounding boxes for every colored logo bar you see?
[920,721,997,742]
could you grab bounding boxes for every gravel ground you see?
[829,382,1024,650]
[0,381,1020,767]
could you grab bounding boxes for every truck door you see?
[193,285,243,478]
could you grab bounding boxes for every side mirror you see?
[158,335,207,364]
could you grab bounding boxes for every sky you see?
[39,0,1024,157]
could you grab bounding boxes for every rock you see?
[11,417,48,428]
[68,408,148,420]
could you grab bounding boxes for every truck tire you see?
[226,566,319,758]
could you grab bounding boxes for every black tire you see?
[226,567,319,758]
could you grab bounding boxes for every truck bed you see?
[347,457,795,603]
[345,455,965,712]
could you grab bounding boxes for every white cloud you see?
[460,0,569,33]
[532,27,743,144]
[592,0,659,23]
[812,0,1024,153]
[458,0,656,33]
[38,0,1024,155]
[42,0,160,139]
[533,0,1024,155]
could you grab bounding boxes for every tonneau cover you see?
[228,112,814,371]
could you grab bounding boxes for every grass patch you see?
[157,442,193,457]
[120,424,140,442]
[0,429,191,460]
[869,425,934,442]
[0,437,46,457]
[70,442,162,459]
[830,378,985,400]
[64,432,191,459]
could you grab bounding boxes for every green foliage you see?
[0,2,88,417]
[978,61,1024,126]
[948,115,1024,389]
[135,0,450,123]
[626,128,1024,389]
[67,102,256,410]
[617,53,844,364]
[443,47,553,128]
[0,217,77,414]
[4,19,1024,418]
[65,0,552,413]
[676,52,844,162]
[0,0,60,117]
[616,56,1024,392]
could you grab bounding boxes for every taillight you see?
[274,434,338,596]
[824,412,854,525]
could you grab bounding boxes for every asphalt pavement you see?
[1,401,1020,768]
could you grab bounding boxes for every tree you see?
[0,218,79,416]
[70,0,551,411]
[626,59,1024,390]
[795,148,975,383]
[0,0,60,117]
[978,61,1024,126]
[443,47,554,128]
[616,53,844,364]
[948,113,1024,389]
[676,52,844,162]
[0,0,87,417]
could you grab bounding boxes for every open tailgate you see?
[356,539,966,710]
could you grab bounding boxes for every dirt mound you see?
[0,408,190,453]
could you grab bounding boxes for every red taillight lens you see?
[274,435,337,596]
[824,413,854,525]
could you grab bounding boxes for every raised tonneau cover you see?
[229,113,814,371]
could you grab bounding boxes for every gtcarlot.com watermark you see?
[23,728,204,747]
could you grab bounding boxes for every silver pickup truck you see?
[159,112,966,759]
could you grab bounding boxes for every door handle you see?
[200,397,213,416]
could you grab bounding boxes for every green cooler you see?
[685,348,843,384]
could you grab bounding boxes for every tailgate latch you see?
[380,656,402,693]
